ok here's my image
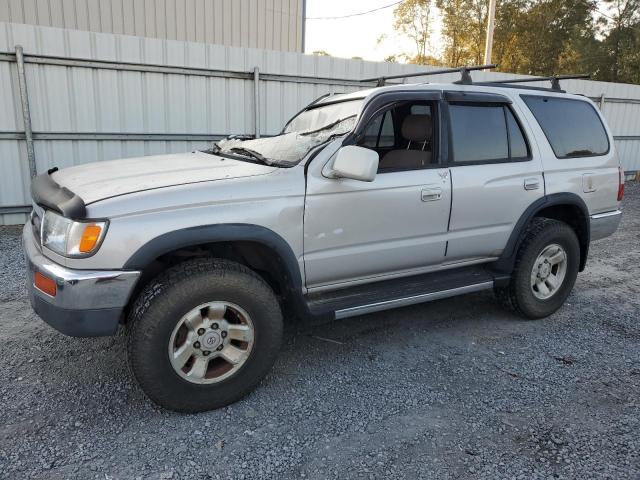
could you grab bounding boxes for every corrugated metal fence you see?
[0,0,305,52]
[1,21,639,225]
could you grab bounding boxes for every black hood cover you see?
[30,168,86,219]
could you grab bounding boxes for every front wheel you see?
[495,218,580,319]
[127,258,283,412]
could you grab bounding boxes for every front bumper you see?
[23,223,141,337]
[590,210,622,241]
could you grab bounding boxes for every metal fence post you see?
[15,45,37,178]
[253,66,261,138]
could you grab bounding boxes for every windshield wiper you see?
[205,142,222,154]
[204,143,269,164]
[228,147,270,163]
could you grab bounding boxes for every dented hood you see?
[50,151,276,205]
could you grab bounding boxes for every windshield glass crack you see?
[203,99,362,166]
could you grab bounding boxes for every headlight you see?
[41,210,108,257]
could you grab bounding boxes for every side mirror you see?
[327,145,379,182]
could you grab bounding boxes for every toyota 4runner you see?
[24,80,624,412]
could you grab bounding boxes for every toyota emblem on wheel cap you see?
[201,331,221,349]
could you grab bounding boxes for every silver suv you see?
[23,80,624,412]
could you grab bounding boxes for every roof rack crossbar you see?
[362,64,497,87]
[483,73,590,91]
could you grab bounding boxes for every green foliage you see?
[492,0,598,75]
[390,0,640,84]
[594,0,640,83]
[437,0,488,66]
[393,0,436,60]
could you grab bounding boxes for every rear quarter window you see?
[521,95,609,158]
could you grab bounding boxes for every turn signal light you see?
[79,224,103,253]
[34,272,57,297]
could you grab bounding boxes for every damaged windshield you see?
[206,99,363,166]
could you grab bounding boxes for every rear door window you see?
[521,95,609,158]
[449,104,530,163]
[450,105,507,162]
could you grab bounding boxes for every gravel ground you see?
[1,183,638,480]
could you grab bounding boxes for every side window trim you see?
[445,101,532,166]
[444,91,512,104]
[359,103,398,148]
[505,104,532,161]
[375,111,385,148]
[503,106,512,159]
[345,90,442,145]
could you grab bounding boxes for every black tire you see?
[127,258,283,412]
[494,218,580,319]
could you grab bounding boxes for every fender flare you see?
[123,222,306,300]
[493,193,590,273]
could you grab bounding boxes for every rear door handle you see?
[421,188,442,202]
[524,177,540,190]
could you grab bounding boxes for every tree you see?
[596,0,640,83]
[510,0,598,75]
[436,0,488,66]
[312,50,331,56]
[389,0,639,84]
[435,0,467,66]
[392,0,436,63]
[490,0,530,72]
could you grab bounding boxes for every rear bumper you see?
[590,210,622,241]
[23,223,141,337]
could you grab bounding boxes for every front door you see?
[303,97,451,290]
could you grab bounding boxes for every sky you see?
[303,0,617,63]
[304,0,444,62]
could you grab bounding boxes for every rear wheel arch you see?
[495,193,590,273]
[533,202,589,270]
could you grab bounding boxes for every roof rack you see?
[362,64,497,87]
[480,73,591,91]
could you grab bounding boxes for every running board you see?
[334,282,493,319]
[305,266,504,320]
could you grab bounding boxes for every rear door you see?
[444,91,545,261]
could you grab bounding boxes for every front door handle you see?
[421,188,442,202]
[524,177,541,191]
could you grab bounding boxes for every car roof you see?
[314,82,590,106]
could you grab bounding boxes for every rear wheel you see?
[495,218,580,319]
[127,258,283,412]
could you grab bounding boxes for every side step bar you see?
[305,266,506,320]
[334,281,493,319]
